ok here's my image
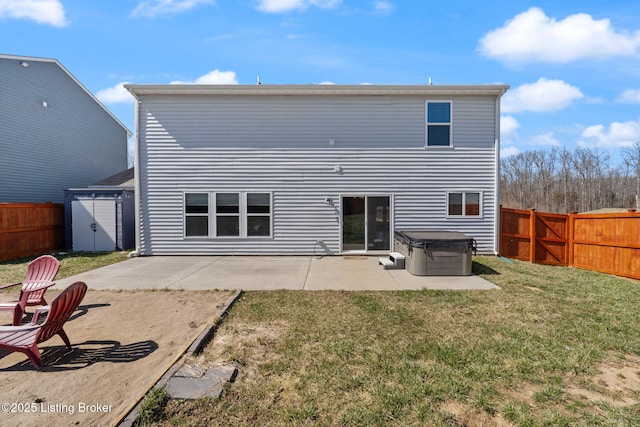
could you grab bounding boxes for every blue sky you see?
[2,0,640,161]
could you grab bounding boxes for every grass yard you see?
[0,252,129,290]
[151,257,640,427]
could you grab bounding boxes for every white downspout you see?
[127,88,142,257]
[494,87,508,255]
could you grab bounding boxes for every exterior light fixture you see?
[20,61,29,68]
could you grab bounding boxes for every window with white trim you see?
[426,101,452,147]
[448,192,481,217]
[185,193,209,237]
[216,193,240,236]
[184,192,272,238]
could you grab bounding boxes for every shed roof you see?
[92,167,134,187]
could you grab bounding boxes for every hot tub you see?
[394,230,476,276]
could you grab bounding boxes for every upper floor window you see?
[426,101,452,147]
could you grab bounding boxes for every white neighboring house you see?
[125,84,508,256]
[0,54,130,203]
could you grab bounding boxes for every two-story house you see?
[125,84,508,256]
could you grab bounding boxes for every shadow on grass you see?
[472,261,500,275]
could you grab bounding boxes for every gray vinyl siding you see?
[139,95,496,149]
[136,92,499,255]
[0,57,128,203]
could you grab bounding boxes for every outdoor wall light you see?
[334,165,342,173]
[20,61,29,68]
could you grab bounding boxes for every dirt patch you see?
[501,353,640,419]
[0,289,234,426]
[202,321,289,381]
[440,401,514,427]
[566,354,640,406]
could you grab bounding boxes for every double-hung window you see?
[426,101,452,147]
[448,192,481,217]
[184,192,272,238]
[216,193,240,236]
[246,193,271,236]
[185,193,209,237]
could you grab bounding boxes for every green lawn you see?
[0,252,129,290]
[3,253,640,426]
[153,257,640,426]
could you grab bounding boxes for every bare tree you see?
[500,146,634,213]
[622,142,640,210]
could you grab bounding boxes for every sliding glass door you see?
[341,195,391,252]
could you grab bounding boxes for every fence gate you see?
[533,212,568,266]
[500,208,568,266]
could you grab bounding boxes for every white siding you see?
[135,91,500,255]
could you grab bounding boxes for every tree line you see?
[500,142,640,214]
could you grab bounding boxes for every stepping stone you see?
[165,362,237,400]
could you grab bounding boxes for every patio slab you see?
[55,255,500,291]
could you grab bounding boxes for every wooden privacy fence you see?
[0,203,65,262]
[500,206,640,280]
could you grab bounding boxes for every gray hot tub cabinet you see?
[394,230,476,276]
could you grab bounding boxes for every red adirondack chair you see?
[0,255,60,325]
[0,281,87,369]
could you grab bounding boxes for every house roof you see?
[0,53,131,137]
[125,84,510,98]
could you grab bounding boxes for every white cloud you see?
[0,0,68,27]
[256,0,341,13]
[131,0,215,18]
[500,115,519,136]
[479,7,640,65]
[96,82,134,104]
[579,120,640,148]
[170,69,238,84]
[502,78,583,114]
[500,146,521,158]
[373,1,393,15]
[617,89,640,104]
[531,132,560,147]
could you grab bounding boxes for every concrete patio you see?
[55,255,499,291]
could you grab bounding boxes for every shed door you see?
[72,198,116,251]
[93,199,117,251]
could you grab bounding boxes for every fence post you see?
[498,204,503,255]
[529,209,536,263]
[568,212,576,267]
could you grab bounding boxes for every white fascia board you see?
[124,84,510,98]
